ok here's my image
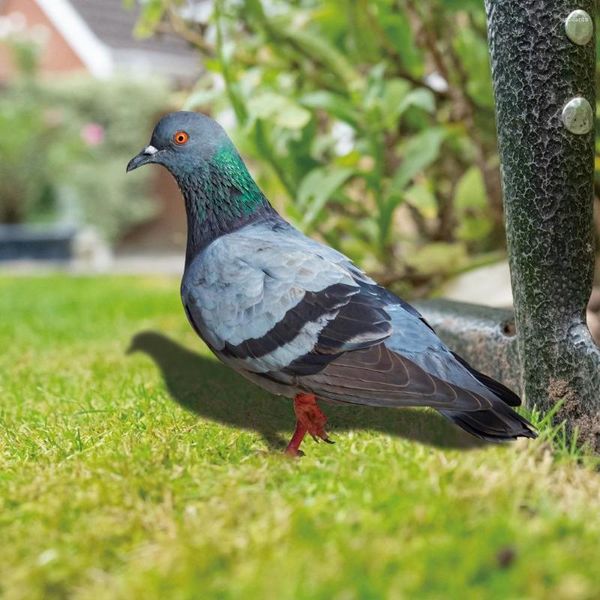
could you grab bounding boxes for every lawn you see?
[1,275,599,600]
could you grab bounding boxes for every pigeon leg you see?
[285,393,332,456]
[285,421,307,457]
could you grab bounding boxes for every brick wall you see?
[0,0,86,80]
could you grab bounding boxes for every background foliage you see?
[0,39,167,241]
[135,0,509,294]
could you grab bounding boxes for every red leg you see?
[285,393,333,456]
[285,421,307,457]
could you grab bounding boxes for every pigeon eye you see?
[173,131,189,145]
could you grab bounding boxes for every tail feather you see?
[451,352,521,407]
[440,401,537,442]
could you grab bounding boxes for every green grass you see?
[1,275,599,600]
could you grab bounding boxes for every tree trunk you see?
[485,0,600,450]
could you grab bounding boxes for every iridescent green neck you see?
[211,147,266,215]
[177,146,275,261]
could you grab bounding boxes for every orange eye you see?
[173,130,189,145]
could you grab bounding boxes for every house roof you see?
[70,0,193,57]
[37,0,201,80]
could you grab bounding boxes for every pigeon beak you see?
[126,145,159,172]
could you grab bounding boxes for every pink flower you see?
[81,123,104,146]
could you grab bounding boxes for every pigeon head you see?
[127,111,275,258]
[126,111,233,175]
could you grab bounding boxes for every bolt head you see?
[565,9,593,46]
[562,97,594,135]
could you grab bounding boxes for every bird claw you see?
[284,446,305,458]
[311,432,334,444]
[285,393,334,455]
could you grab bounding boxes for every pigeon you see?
[127,111,536,456]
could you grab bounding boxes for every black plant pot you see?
[0,225,78,262]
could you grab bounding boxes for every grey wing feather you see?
[299,343,494,411]
[181,222,391,375]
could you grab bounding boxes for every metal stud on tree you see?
[562,97,594,135]
[564,9,594,46]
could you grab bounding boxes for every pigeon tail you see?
[439,401,537,442]
[450,352,521,407]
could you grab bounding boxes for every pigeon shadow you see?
[128,331,485,451]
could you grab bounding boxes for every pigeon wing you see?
[181,223,392,376]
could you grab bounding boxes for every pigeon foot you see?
[285,393,332,456]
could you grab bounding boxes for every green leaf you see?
[380,79,410,127]
[132,0,167,38]
[283,28,362,91]
[184,88,223,110]
[454,27,494,108]
[405,242,468,276]
[405,182,438,219]
[382,13,423,75]
[397,88,436,117]
[392,128,446,191]
[377,128,446,245]
[297,166,354,227]
[457,216,493,242]
[455,167,486,210]
[455,167,493,242]
[380,86,436,131]
[440,0,483,12]
[247,92,311,130]
[299,91,360,126]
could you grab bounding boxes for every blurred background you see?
[0,0,599,333]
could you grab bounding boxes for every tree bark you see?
[485,0,600,450]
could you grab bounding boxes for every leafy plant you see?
[0,84,63,224]
[135,0,504,294]
[0,37,168,241]
[40,75,169,241]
